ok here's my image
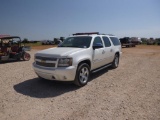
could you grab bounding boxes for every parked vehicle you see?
[33,32,122,86]
[147,39,156,45]
[0,36,31,62]
[60,37,65,42]
[119,37,136,47]
[42,39,62,45]
[130,37,142,45]
[147,38,156,45]
[53,38,62,45]
[41,40,54,45]
[157,40,160,45]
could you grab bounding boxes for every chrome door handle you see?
[102,50,105,54]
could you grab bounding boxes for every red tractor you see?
[0,36,31,62]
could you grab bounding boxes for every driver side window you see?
[93,37,103,47]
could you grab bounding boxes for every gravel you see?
[0,46,160,120]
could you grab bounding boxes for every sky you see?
[0,0,160,40]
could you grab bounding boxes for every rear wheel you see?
[111,54,119,68]
[22,52,31,61]
[74,63,90,87]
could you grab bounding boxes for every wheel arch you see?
[115,51,120,56]
[77,59,91,69]
[74,59,91,87]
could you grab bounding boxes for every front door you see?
[92,37,105,70]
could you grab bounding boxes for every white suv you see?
[33,32,122,86]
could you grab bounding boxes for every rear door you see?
[109,37,121,59]
[102,36,115,64]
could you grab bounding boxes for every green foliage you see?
[24,42,42,46]
[141,38,147,44]
[22,38,29,43]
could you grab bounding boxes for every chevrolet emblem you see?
[41,60,46,63]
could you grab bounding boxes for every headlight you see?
[58,58,72,67]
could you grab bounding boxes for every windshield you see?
[59,36,92,48]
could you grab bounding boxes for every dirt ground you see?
[0,45,160,120]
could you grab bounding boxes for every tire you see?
[22,52,31,61]
[111,54,119,69]
[74,63,90,87]
[38,76,47,80]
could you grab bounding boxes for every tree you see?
[22,38,29,43]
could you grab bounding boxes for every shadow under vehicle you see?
[0,36,31,62]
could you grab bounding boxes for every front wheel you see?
[111,54,119,69]
[74,63,90,87]
[38,76,47,81]
[22,52,31,61]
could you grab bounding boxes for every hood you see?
[35,47,85,57]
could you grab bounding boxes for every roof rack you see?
[100,33,114,36]
[72,32,114,36]
[73,32,99,36]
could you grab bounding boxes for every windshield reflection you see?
[59,36,92,48]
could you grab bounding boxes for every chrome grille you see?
[35,56,57,67]
[35,56,57,61]
[36,61,55,67]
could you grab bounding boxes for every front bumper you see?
[32,62,77,81]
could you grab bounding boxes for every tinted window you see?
[102,37,111,47]
[93,37,103,46]
[110,37,121,46]
[59,36,92,48]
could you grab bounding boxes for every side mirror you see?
[93,43,103,50]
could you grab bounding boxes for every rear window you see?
[110,37,121,46]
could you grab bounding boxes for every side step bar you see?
[92,64,112,73]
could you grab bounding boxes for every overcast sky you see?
[0,0,160,40]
